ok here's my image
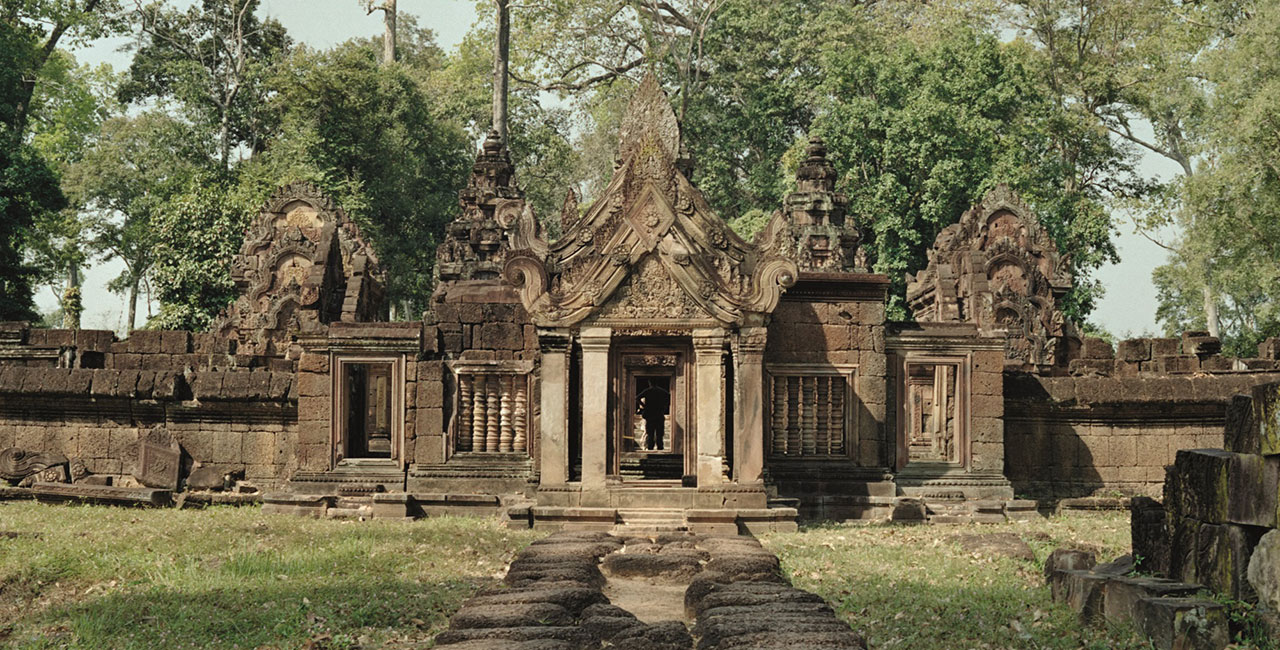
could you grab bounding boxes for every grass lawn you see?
[0,501,540,649]
[763,512,1149,649]
[0,502,1211,649]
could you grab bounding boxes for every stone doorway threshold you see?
[432,530,869,649]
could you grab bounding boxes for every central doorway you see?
[613,345,693,484]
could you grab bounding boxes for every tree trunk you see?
[127,276,139,333]
[218,112,231,170]
[382,0,396,65]
[1203,282,1220,339]
[492,0,510,145]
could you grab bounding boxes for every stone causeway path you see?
[432,530,867,650]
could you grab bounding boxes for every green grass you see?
[762,512,1153,650]
[1,504,1240,649]
[0,501,541,649]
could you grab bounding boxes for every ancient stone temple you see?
[3,74,1280,529]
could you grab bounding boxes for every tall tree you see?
[361,0,397,65]
[25,52,120,327]
[122,0,289,169]
[65,112,213,331]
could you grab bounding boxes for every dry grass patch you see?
[0,500,541,649]
[762,512,1150,650]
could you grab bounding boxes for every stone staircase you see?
[612,507,688,533]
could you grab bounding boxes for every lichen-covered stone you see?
[1248,529,1280,614]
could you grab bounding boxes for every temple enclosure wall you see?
[0,326,298,486]
[1004,334,1280,500]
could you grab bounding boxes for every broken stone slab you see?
[1134,597,1229,650]
[448,602,575,630]
[1248,529,1280,614]
[1051,569,1110,623]
[432,625,597,647]
[1194,522,1266,601]
[432,640,576,650]
[1131,496,1171,576]
[0,447,69,485]
[1172,449,1279,528]
[608,620,693,650]
[602,551,702,581]
[1044,548,1097,580]
[1103,575,1201,626]
[462,585,607,617]
[32,482,172,507]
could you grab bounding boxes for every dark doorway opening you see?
[344,362,392,459]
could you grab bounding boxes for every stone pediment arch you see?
[503,74,797,329]
[906,184,1079,370]
[211,181,386,355]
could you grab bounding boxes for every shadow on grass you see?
[10,575,501,649]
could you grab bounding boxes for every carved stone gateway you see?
[210,181,387,355]
[906,185,1080,370]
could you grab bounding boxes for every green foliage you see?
[64,112,214,329]
[506,0,1131,322]
[149,178,251,331]
[121,0,290,167]
[251,42,472,317]
[0,129,64,320]
[1142,1,1280,355]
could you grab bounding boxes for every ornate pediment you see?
[906,184,1078,370]
[211,181,386,355]
[503,74,797,329]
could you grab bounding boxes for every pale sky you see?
[50,0,1172,337]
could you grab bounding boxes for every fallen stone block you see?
[602,552,702,581]
[1045,548,1096,580]
[1195,523,1265,601]
[448,602,574,630]
[1131,496,1170,576]
[1103,575,1200,626]
[1052,569,1110,623]
[1134,597,1229,650]
[32,482,171,507]
[952,533,1034,562]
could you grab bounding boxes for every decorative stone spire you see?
[435,130,533,285]
[780,135,864,271]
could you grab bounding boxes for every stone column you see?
[693,329,727,486]
[537,328,571,485]
[733,327,768,485]
[579,327,612,497]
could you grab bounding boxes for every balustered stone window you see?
[767,366,856,457]
[449,361,533,454]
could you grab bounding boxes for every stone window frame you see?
[445,359,535,458]
[893,354,971,471]
[330,352,407,468]
[764,363,859,459]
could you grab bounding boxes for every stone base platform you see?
[261,491,513,519]
[527,505,799,535]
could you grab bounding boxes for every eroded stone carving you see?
[760,136,868,272]
[210,181,386,355]
[502,73,798,328]
[0,447,69,486]
[435,131,546,289]
[906,184,1079,370]
[134,427,182,490]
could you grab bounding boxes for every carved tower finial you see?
[777,134,864,272]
